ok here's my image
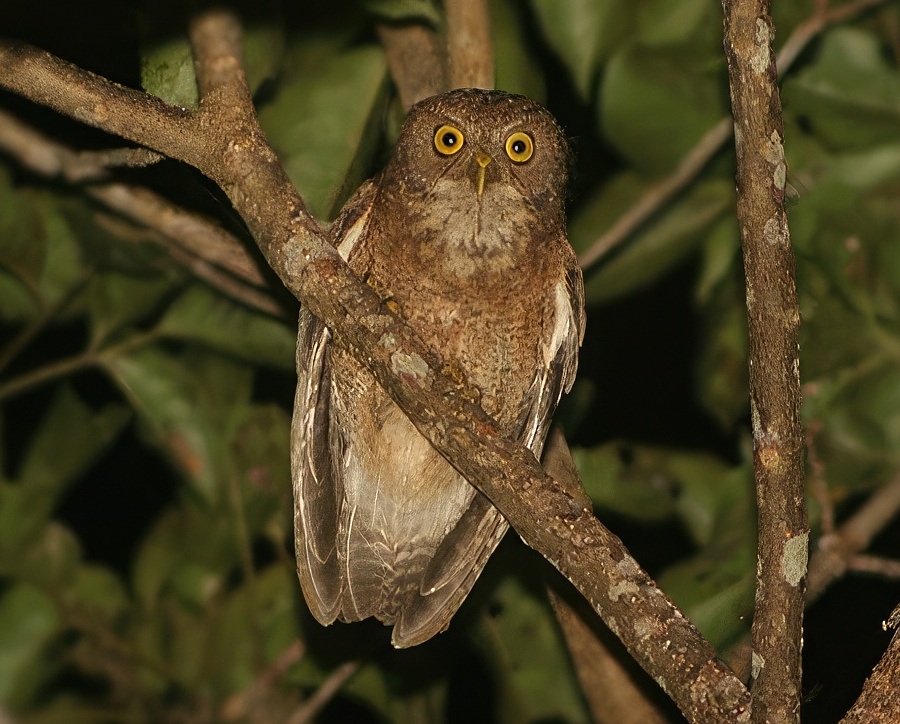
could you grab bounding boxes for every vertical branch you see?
[444,0,494,89]
[377,23,449,109]
[721,2,807,723]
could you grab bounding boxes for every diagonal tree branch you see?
[722,2,807,723]
[0,107,276,312]
[838,613,900,723]
[0,13,750,722]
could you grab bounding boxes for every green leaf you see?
[207,565,300,697]
[657,497,755,651]
[139,1,284,108]
[13,523,82,590]
[242,20,287,96]
[785,28,900,152]
[658,546,754,651]
[156,284,295,370]
[229,403,292,535]
[260,38,388,221]
[668,454,752,547]
[0,388,129,556]
[66,565,130,623]
[0,184,90,322]
[530,0,630,99]
[636,0,719,48]
[87,271,175,347]
[600,45,728,173]
[482,576,588,724]
[571,442,676,522]
[364,0,442,24]
[579,178,732,305]
[490,0,545,101]
[695,281,749,430]
[132,506,232,608]
[0,583,62,708]
[141,38,198,109]
[106,346,253,501]
[0,174,44,321]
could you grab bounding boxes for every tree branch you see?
[838,614,900,723]
[444,0,494,89]
[0,107,278,315]
[807,470,900,604]
[0,13,750,722]
[377,21,449,109]
[722,2,807,723]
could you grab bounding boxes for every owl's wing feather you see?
[292,310,344,624]
[517,256,585,456]
[292,181,377,625]
[394,492,508,647]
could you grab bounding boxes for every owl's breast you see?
[403,179,540,279]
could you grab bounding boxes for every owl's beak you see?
[475,152,492,199]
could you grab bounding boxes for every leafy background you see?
[1,0,900,722]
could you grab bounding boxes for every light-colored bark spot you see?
[751,650,766,680]
[390,351,429,381]
[763,216,787,246]
[608,579,640,602]
[782,531,809,587]
[751,18,773,74]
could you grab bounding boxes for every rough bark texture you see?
[0,13,752,722]
[839,624,900,723]
[721,2,807,723]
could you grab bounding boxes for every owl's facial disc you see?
[475,151,492,199]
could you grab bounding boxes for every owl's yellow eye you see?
[434,125,464,155]
[505,132,534,163]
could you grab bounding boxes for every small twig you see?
[548,588,668,724]
[0,108,277,314]
[807,471,900,604]
[0,268,95,375]
[0,330,158,403]
[542,430,667,724]
[777,0,889,72]
[94,212,284,317]
[87,184,268,288]
[848,555,900,579]
[48,147,164,181]
[444,0,494,89]
[284,661,360,724]
[806,420,835,535]
[221,640,305,721]
[578,0,891,270]
[577,118,732,269]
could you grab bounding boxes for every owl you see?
[291,88,585,648]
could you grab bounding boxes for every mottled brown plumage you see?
[292,88,584,647]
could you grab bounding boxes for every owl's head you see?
[381,89,570,216]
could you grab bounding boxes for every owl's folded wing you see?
[292,180,379,625]
[516,257,586,458]
[291,310,344,625]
